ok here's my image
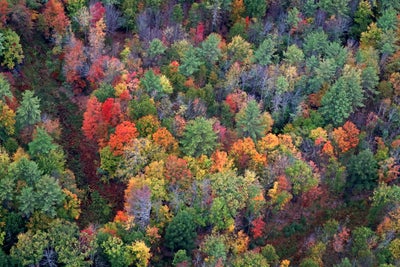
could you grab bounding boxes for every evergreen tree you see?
[16,90,41,129]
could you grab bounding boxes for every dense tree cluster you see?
[0,0,399,266]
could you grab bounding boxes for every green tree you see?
[141,69,163,98]
[347,149,378,192]
[200,234,228,265]
[350,0,374,38]
[165,209,197,252]
[128,94,157,120]
[16,90,41,129]
[179,46,203,77]
[253,36,276,66]
[244,0,267,18]
[377,9,398,31]
[28,127,57,158]
[303,30,329,57]
[10,230,49,266]
[199,33,222,66]
[235,100,268,141]
[351,226,377,264]
[320,66,364,126]
[148,38,166,58]
[232,251,270,267]
[285,160,319,196]
[0,74,12,101]
[180,117,217,157]
[283,44,304,65]
[101,235,134,267]
[0,29,24,69]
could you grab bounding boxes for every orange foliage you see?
[152,127,178,152]
[43,0,70,36]
[225,90,247,113]
[378,157,400,183]
[210,150,233,173]
[321,141,335,157]
[109,121,139,155]
[230,137,267,171]
[332,121,360,153]
[82,97,106,142]
[258,133,280,152]
[114,210,129,223]
[164,155,192,186]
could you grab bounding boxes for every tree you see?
[63,35,87,91]
[227,35,253,65]
[88,17,106,62]
[179,46,203,77]
[0,101,15,140]
[128,94,157,120]
[0,74,12,101]
[332,121,360,153]
[28,127,57,158]
[320,66,364,126]
[42,0,70,37]
[200,234,228,265]
[10,230,49,266]
[244,0,267,18]
[180,117,217,157]
[199,33,222,66]
[303,30,329,57]
[108,121,139,156]
[165,209,197,252]
[125,178,152,229]
[347,149,378,191]
[129,240,151,267]
[0,29,24,69]
[152,127,178,152]
[82,97,106,142]
[285,160,319,196]
[235,100,271,141]
[253,36,276,66]
[16,90,41,129]
[350,0,373,38]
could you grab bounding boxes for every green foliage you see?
[199,33,222,66]
[16,90,41,129]
[351,226,376,259]
[285,160,318,196]
[200,234,228,265]
[129,94,157,120]
[299,258,320,267]
[232,251,270,267]
[10,230,48,266]
[28,127,57,157]
[235,100,267,141]
[180,117,217,157]
[369,184,400,224]
[253,36,276,66]
[172,250,190,266]
[377,9,398,31]
[346,149,378,192]
[303,30,329,57]
[179,46,203,77]
[0,30,24,69]
[141,69,163,97]
[350,1,373,38]
[101,235,134,267]
[244,0,267,18]
[284,44,304,65]
[165,209,197,252]
[333,258,352,267]
[0,74,12,102]
[172,4,184,23]
[320,66,364,126]
[99,146,120,180]
[318,0,349,17]
[261,244,279,265]
[93,83,115,103]
[148,38,166,59]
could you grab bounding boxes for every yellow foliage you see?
[309,127,328,141]
[280,259,291,267]
[231,230,249,254]
[129,240,151,267]
[258,133,280,152]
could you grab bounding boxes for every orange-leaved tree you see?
[109,121,139,155]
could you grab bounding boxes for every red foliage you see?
[82,97,106,142]
[0,0,8,28]
[43,0,70,36]
[114,210,129,223]
[251,216,266,239]
[109,121,139,155]
[101,98,122,127]
[164,155,192,186]
[87,56,107,88]
[89,2,105,26]
[333,227,350,253]
[301,186,323,207]
[195,22,204,43]
[225,90,247,113]
[63,36,87,93]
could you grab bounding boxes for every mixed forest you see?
[0,0,400,266]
